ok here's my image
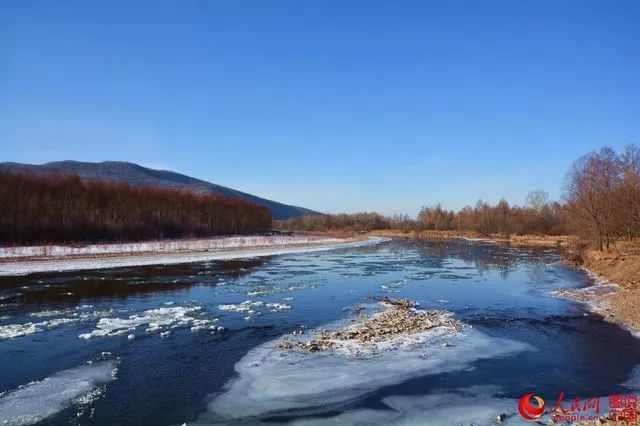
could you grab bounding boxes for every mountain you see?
[0,161,319,220]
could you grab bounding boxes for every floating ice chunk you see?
[0,323,39,339]
[127,334,135,341]
[266,303,290,312]
[0,360,118,426]
[218,301,264,313]
[29,309,74,318]
[79,305,207,339]
[0,318,78,340]
[207,321,533,420]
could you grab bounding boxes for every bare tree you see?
[622,143,640,174]
[564,147,622,250]
[525,190,549,214]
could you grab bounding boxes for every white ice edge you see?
[0,237,390,276]
[549,266,640,340]
[201,314,533,422]
[0,360,118,426]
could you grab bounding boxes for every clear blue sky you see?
[1,1,638,216]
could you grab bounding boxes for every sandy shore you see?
[543,242,640,335]
[577,242,640,332]
[0,236,388,276]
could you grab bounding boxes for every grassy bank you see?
[366,229,574,248]
[580,241,640,331]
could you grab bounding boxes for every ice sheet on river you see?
[0,237,389,276]
[0,360,117,425]
[205,317,533,421]
[291,386,528,425]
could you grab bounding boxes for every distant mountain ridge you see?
[0,161,319,220]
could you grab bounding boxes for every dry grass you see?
[579,241,640,332]
[584,241,640,289]
[368,229,482,239]
[507,234,575,248]
[367,229,574,248]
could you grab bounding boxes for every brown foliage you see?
[275,212,389,233]
[0,172,272,244]
[564,145,640,250]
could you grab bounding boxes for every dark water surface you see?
[1,239,639,425]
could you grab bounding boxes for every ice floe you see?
[0,360,118,425]
[0,318,78,340]
[206,303,533,420]
[218,301,264,313]
[218,300,291,315]
[0,306,127,340]
[79,305,217,339]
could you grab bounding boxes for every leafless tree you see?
[525,190,550,214]
[564,147,622,250]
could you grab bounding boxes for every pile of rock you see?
[275,298,462,353]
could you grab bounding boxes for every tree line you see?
[278,144,640,251]
[564,145,640,250]
[276,198,567,236]
[0,172,272,244]
[275,212,389,232]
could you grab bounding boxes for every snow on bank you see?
[0,237,389,276]
[0,235,347,259]
[0,360,118,425]
[204,311,533,421]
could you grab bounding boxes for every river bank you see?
[578,242,640,332]
[367,229,640,337]
[367,229,575,248]
[0,235,386,276]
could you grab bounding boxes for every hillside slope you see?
[0,161,319,220]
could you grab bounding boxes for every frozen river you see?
[1,238,639,425]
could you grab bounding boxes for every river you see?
[1,238,639,425]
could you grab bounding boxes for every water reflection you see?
[0,258,268,307]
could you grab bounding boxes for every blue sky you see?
[1,1,638,215]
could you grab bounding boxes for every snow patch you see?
[0,237,389,276]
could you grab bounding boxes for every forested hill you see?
[0,161,318,220]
